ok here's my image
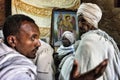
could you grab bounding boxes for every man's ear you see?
[7,35,17,48]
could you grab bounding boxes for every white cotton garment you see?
[75,29,120,80]
[32,40,55,80]
[59,54,74,80]
[0,43,37,80]
[57,45,75,56]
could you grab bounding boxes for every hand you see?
[70,59,108,80]
[70,59,80,79]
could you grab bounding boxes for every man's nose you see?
[35,39,41,47]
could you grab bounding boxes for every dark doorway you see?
[5,0,11,17]
[115,0,120,7]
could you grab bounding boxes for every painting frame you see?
[50,8,79,48]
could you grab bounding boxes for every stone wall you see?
[82,0,120,46]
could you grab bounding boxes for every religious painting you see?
[50,8,79,48]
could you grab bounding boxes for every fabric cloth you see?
[0,42,36,80]
[56,38,75,80]
[75,29,120,80]
[77,3,102,28]
[32,40,55,80]
[62,31,75,44]
[59,54,74,80]
[56,45,75,60]
[57,45,75,60]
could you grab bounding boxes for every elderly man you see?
[75,3,120,80]
[57,31,75,58]
[54,31,75,79]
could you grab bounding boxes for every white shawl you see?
[57,45,75,56]
[57,45,75,80]
[32,40,55,80]
[0,43,36,80]
[75,29,120,80]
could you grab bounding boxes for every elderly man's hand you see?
[70,59,108,80]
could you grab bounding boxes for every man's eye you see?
[31,37,35,41]
[79,18,86,22]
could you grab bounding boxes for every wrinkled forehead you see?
[78,14,87,22]
[21,21,39,30]
[19,21,40,35]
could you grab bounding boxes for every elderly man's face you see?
[62,36,71,47]
[78,15,93,35]
[14,21,41,59]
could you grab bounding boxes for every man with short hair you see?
[0,14,40,80]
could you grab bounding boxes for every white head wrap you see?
[77,3,102,28]
[62,31,75,44]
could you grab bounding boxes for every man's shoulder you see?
[0,42,35,67]
[0,43,36,80]
[37,40,54,54]
[81,30,102,42]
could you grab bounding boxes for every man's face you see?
[62,36,71,47]
[15,21,41,59]
[78,15,92,35]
